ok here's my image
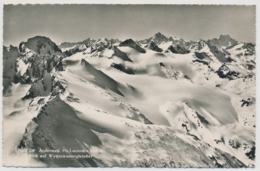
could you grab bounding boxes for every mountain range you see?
[2,32,256,167]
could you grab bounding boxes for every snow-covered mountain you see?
[208,35,238,50]
[3,33,256,167]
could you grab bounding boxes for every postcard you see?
[2,2,257,168]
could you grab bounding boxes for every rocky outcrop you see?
[208,35,238,50]
[19,36,63,56]
[113,46,133,62]
[23,72,53,99]
[242,43,255,56]
[3,46,19,94]
[194,52,212,62]
[24,53,63,80]
[119,39,146,53]
[147,41,163,52]
[111,63,134,75]
[64,44,87,56]
[3,36,64,96]
[168,44,190,54]
[190,40,208,51]
[139,32,173,45]
[20,96,103,167]
[208,45,233,63]
[216,65,240,80]
[151,32,169,44]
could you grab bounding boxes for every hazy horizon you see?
[3,4,256,46]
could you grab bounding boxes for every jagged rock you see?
[241,97,255,107]
[229,138,241,149]
[246,146,255,160]
[1,36,65,91]
[119,39,146,53]
[111,63,134,75]
[242,43,255,56]
[208,35,238,50]
[147,41,163,52]
[113,46,132,62]
[23,72,53,99]
[216,65,240,80]
[3,45,19,94]
[194,52,212,62]
[25,54,64,79]
[208,45,233,63]
[190,40,209,51]
[19,36,63,56]
[151,32,169,44]
[64,44,87,56]
[168,44,190,54]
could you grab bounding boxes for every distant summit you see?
[19,36,63,56]
[139,32,175,45]
[152,32,169,44]
[146,41,163,52]
[119,39,146,53]
[207,35,238,50]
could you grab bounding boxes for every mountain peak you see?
[219,34,231,39]
[20,35,63,56]
[154,32,167,38]
[152,32,169,44]
[207,34,238,49]
[218,34,234,42]
[119,39,146,53]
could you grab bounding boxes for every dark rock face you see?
[28,96,103,167]
[168,44,190,54]
[64,44,86,57]
[229,139,241,149]
[194,52,212,62]
[192,59,209,66]
[147,41,163,52]
[152,32,169,44]
[119,39,146,53]
[113,46,133,62]
[23,72,53,99]
[141,32,184,45]
[64,48,80,56]
[3,36,65,95]
[25,54,63,79]
[159,62,165,67]
[190,40,208,51]
[208,35,238,50]
[3,46,19,94]
[240,97,255,107]
[216,65,240,80]
[20,36,63,56]
[246,64,255,70]
[246,146,255,160]
[242,43,255,56]
[111,63,134,75]
[138,32,168,45]
[208,45,233,63]
[218,35,238,47]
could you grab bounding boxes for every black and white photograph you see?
[1,2,257,168]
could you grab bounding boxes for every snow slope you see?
[2,34,256,167]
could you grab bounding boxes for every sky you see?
[3,4,256,46]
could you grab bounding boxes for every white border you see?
[0,0,259,171]
[1,0,259,5]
